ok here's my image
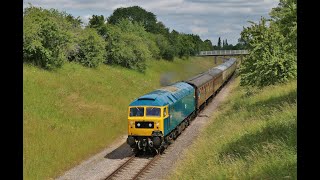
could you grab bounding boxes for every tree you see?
[114,19,160,59]
[217,37,221,49]
[104,20,152,72]
[87,15,108,37]
[23,6,74,70]
[107,6,158,33]
[269,0,297,55]
[154,34,174,60]
[66,14,82,28]
[153,21,170,36]
[73,28,106,68]
[239,17,296,87]
[203,39,213,51]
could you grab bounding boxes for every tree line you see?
[210,37,246,50]
[24,5,237,72]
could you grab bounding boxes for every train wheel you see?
[185,119,189,127]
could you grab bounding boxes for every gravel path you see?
[56,135,134,180]
[56,77,235,180]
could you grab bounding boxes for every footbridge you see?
[198,50,248,64]
[199,50,249,56]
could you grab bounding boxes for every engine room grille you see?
[135,121,154,128]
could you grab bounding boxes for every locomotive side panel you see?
[164,83,195,136]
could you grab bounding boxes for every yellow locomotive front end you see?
[128,106,168,136]
[127,106,168,152]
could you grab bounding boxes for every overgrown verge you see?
[171,77,297,179]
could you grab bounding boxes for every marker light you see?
[129,121,134,128]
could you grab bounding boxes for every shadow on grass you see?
[218,119,296,161]
[249,90,296,109]
[232,88,296,113]
[104,142,133,159]
[253,159,297,179]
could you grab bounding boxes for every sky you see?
[23,0,279,45]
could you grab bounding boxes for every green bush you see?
[154,34,174,61]
[105,24,151,72]
[73,28,106,68]
[239,18,296,87]
[115,19,160,60]
[163,47,175,61]
[23,6,73,70]
[239,0,296,87]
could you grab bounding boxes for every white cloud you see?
[192,19,206,25]
[81,14,92,26]
[23,0,280,45]
[190,26,208,35]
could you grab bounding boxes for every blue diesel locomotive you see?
[127,58,237,153]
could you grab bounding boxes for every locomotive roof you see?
[129,82,194,106]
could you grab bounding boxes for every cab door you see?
[163,105,171,136]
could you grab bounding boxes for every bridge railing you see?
[199,50,248,56]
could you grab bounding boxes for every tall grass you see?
[23,56,224,180]
[171,77,297,179]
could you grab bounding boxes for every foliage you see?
[269,0,297,54]
[23,6,74,70]
[23,4,217,71]
[72,28,106,68]
[239,0,297,87]
[178,34,195,58]
[153,21,170,36]
[87,15,108,37]
[107,6,158,33]
[65,14,83,28]
[167,30,181,57]
[115,19,160,59]
[217,37,222,49]
[154,34,174,60]
[203,39,213,51]
[104,21,151,72]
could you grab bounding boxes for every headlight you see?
[137,123,141,127]
[155,121,160,127]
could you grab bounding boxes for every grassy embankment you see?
[23,56,225,180]
[171,77,297,179]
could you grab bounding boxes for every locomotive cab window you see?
[163,107,167,117]
[146,107,161,117]
[130,107,144,117]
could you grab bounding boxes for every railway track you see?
[104,75,235,180]
[105,154,160,180]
